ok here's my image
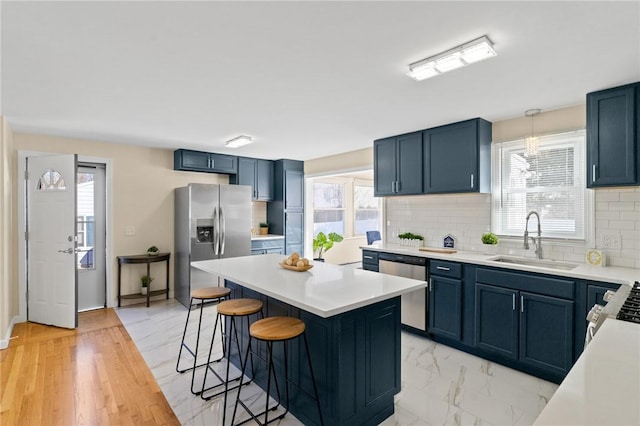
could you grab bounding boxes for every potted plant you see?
[147,245,159,256]
[481,232,499,254]
[259,222,269,235]
[398,232,424,247]
[140,274,153,295]
[313,232,344,262]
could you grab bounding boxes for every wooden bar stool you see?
[202,298,264,425]
[175,286,231,395]
[231,316,324,426]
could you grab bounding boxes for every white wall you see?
[1,117,17,348]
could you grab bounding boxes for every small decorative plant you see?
[398,232,424,247]
[481,232,499,245]
[313,232,344,260]
[147,245,159,255]
[259,222,269,235]
[140,275,153,295]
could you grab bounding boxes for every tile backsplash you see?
[385,187,640,269]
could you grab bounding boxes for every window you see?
[313,182,345,235]
[36,168,66,190]
[312,177,381,238]
[492,130,587,239]
[354,185,380,235]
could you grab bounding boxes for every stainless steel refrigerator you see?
[174,183,251,307]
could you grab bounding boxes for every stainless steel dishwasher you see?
[378,252,428,332]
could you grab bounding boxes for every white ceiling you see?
[2,1,639,161]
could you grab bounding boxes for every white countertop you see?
[362,244,640,286]
[534,318,640,425]
[191,254,427,318]
[251,234,284,241]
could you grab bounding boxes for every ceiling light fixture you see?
[406,35,497,81]
[525,109,541,156]
[225,135,252,148]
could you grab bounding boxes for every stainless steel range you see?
[616,281,640,324]
[585,281,640,347]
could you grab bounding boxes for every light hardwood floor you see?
[0,308,180,426]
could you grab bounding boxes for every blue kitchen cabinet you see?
[423,118,492,193]
[519,292,574,377]
[475,283,519,360]
[474,268,575,379]
[362,250,379,272]
[373,132,423,196]
[231,157,274,201]
[267,160,305,256]
[428,260,463,341]
[587,82,640,187]
[251,238,285,255]
[173,149,237,174]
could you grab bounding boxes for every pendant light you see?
[525,109,541,156]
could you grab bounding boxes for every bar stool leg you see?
[175,297,195,373]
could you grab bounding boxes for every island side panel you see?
[225,280,401,426]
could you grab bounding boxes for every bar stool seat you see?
[249,316,305,341]
[176,286,231,395]
[202,298,264,426]
[232,316,324,426]
[218,298,264,317]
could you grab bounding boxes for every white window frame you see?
[492,129,593,242]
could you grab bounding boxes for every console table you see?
[117,253,171,307]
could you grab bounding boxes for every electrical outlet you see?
[601,233,620,249]
[125,225,136,236]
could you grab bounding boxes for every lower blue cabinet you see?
[519,292,574,376]
[475,283,519,360]
[428,275,462,341]
[474,282,574,378]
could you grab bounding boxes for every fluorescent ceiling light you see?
[225,135,252,148]
[407,35,497,81]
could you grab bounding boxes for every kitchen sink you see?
[489,255,579,271]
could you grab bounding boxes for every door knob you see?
[58,248,74,254]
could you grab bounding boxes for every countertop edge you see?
[361,245,639,286]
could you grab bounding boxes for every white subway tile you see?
[620,193,640,202]
[608,202,635,211]
[595,211,620,220]
[608,220,636,230]
[595,192,620,202]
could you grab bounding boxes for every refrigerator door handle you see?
[213,206,219,255]
[220,206,226,255]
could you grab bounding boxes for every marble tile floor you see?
[116,299,557,426]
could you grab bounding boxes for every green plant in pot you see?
[147,245,159,256]
[481,232,499,245]
[259,222,269,235]
[140,275,153,295]
[313,232,344,262]
[481,232,499,254]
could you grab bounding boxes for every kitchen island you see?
[191,254,427,426]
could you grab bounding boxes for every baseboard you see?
[0,316,19,350]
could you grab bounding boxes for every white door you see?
[77,164,106,311]
[27,154,78,328]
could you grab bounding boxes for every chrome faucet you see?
[524,211,543,259]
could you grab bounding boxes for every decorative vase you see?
[259,227,268,235]
[141,286,148,295]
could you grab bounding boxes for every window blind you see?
[492,130,586,239]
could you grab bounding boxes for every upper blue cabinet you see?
[231,157,274,201]
[587,82,640,188]
[424,118,492,194]
[374,131,423,196]
[174,149,238,175]
[373,118,491,196]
